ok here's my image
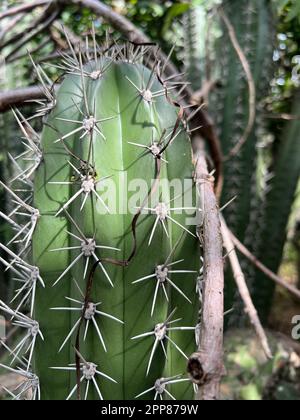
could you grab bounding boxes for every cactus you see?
[251,91,300,321]
[204,0,275,318]
[183,0,300,323]
[0,38,200,400]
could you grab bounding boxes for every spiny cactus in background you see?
[210,0,275,239]
[183,6,205,91]
[0,35,201,400]
[207,0,276,317]
[183,0,299,323]
[251,91,300,321]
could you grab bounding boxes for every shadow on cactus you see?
[0,33,201,400]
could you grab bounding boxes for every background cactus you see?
[251,91,300,320]
[0,40,200,400]
[185,0,299,324]
[208,0,276,319]
[183,0,300,324]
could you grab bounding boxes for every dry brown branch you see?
[230,231,300,300]
[221,216,273,359]
[219,8,256,159]
[187,138,224,400]
[0,86,48,113]
[0,0,49,20]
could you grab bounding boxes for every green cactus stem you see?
[0,40,200,400]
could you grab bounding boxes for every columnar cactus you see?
[0,38,200,400]
[207,0,276,318]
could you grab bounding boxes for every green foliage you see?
[276,0,300,23]
[223,329,300,400]
[162,3,190,36]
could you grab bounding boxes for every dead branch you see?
[187,138,224,400]
[0,0,49,21]
[230,231,300,300]
[0,86,47,113]
[219,8,256,159]
[221,216,273,359]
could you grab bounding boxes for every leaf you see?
[162,3,191,35]
[240,384,262,401]
[228,345,258,371]
[285,2,300,22]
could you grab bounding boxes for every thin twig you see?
[230,231,300,300]
[221,216,273,359]
[219,8,256,159]
[187,137,224,400]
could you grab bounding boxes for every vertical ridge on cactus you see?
[0,37,200,400]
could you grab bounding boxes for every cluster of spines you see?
[0,28,205,400]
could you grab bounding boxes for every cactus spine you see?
[0,39,200,400]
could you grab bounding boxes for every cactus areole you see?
[0,42,200,400]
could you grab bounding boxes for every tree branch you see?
[0,0,49,20]
[230,231,300,300]
[188,138,224,400]
[0,86,47,113]
[221,216,273,359]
